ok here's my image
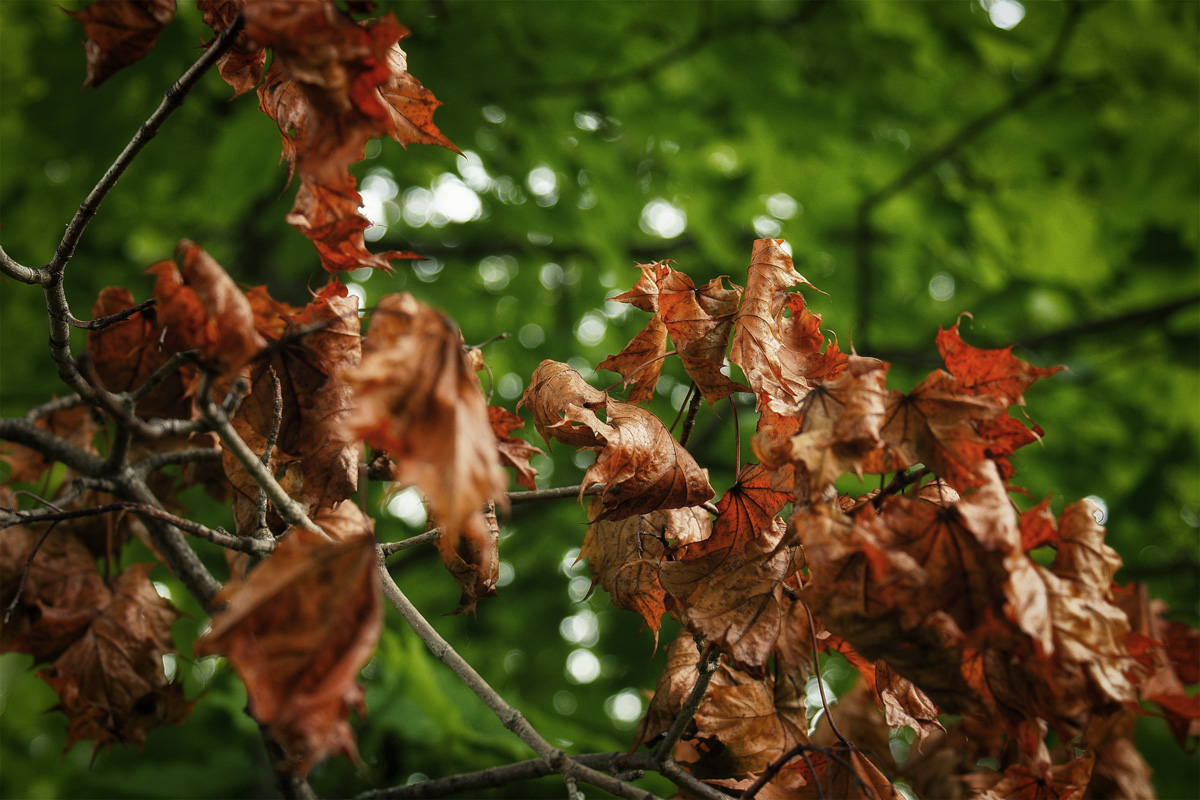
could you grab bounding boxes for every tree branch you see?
[46,14,246,275]
[0,244,45,285]
[375,555,659,800]
[507,483,602,506]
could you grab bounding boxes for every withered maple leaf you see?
[937,320,1064,407]
[520,361,713,519]
[489,406,544,492]
[40,564,192,753]
[579,503,709,645]
[597,315,669,404]
[661,519,797,671]
[194,528,381,774]
[729,239,821,415]
[67,0,176,88]
[198,0,265,97]
[342,293,506,610]
[677,462,792,560]
[87,287,197,420]
[967,755,1094,800]
[658,270,747,405]
[238,281,362,511]
[1,525,110,665]
[147,240,266,374]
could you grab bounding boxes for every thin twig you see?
[0,244,45,285]
[133,447,222,476]
[375,554,659,800]
[507,483,602,505]
[380,527,443,555]
[677,384,703,447]
[23,394,85,422]
[255,369,284,537]
[654,642,720,761]
[71,297,157,330]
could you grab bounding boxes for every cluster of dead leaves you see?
[542,239,1199,797]
[70,0,456,273]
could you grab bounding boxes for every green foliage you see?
[1,0,1197,797]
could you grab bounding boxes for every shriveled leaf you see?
[597,316,669,404]
[489,406,544,491]
[41,564,192,752]
[1084,710,1155,799]
[729,238,819,415]
[787,749,902,799]
[874,660,944,748]
[67,0,176,88]
[287,175,421,273]
[147,240,266,374]
[518,360,607,448]
[634,631,703,749]
[195,529,381,774]
[437,504,501,614]
[579,399,714,520]
[379,41,459,152]
[1,526,110,665]
[198,0,265,97]
[968,755,1094,800]
[88,287,196,419]
[690,670,800,776]
[657,270,747,405]
[662,519,797,671]
[580,504,709,644]
[343,293,506,607]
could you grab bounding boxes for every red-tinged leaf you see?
[661,520,798,671]
[580,504,708,644]
[577,399,714,521]
[729,238,818,415]
[597,316,670,404]
[379,42,459,152]
[40,564,192,753]
[67,0,176,88]
[783,355,890,495]
[198,0,265,97]
[489,406,544,491]
[194,529,381,774]
[1020,496,1058,551]
[937,321,1063,407]
[609,261,669,314]
[1164,621,1200,685]
[342,293,506,607]
[779,292,849,384]
[518,360,608,448]
[1149,691,1200,751]
[679,462,792,560]
[88,287,197,420]
[862,369,1005,492]
[287,176,421,273]
[1,526,111,665]
[239,281,362,511]
[783,749,901,799]
[657,270,747,405]
[147,240,267,374]
[967,755,1094,800]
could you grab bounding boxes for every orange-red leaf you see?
[657,270,747,405]
[67,0,176,88]
[194,529,381,773]
[937,321,1063,407]
[679,462,792,559]
[147,240,266,374]
[488,406,543,492]
[597,316,669,404]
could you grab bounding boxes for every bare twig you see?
[375,555,658,800]
[72,297,157,331]
[677,385,703,448]
[0,244,45,285]
[23,394,85,422]
[133,447,222,476]
[255,369,284,539]
[654,642,720,761]
[380,527,443,555]
[507,483,602,506]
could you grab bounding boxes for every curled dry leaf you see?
[342,293,506,610]
[967,755,1094,800]
[597,315,669,404]
[437,504,501,615]
[147,240,266,375]
[194,529,381,774]
[198,0,266,97]
[729,238,819,415]
[519,360,607,448]
[488,406,544,492]
[1,526,110,665]
[580,503,709,645]
[67,0,176,88]
[41,564,192,753]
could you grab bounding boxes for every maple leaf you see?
[656,268,747,405]
[862,369,1006,492]
[967,755,1094,800]
[147,240,267,375]
[597,315,669,404]
[677,462,792,559]
[1,526,110,665]
[40,564,192,753]
[488,406,544,491]
[728,238,821,415]
[67,0,176,88]
[195,528,381,774]
[238,281,361,511]
[1084,710,1154,799]
[780,355,890,496]
[518,360,607,448]
[579,504,709,645]
[342,293,506,609]
[198,0,266,97]
[937,320,1064,407]
[873,660,944,748]
[661,518,798,671]
[378,40,460,153]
